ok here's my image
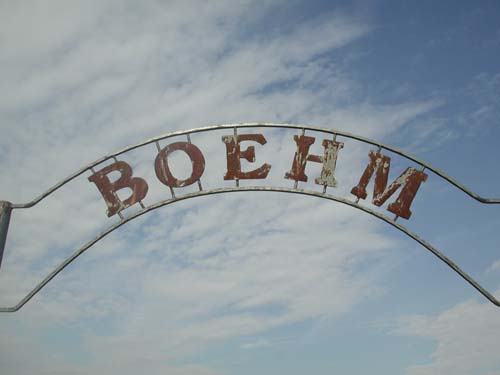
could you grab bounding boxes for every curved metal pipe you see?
[1,187,498,312]
[9,123,500,209]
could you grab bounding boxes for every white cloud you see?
[392,291,500,375]
[0,1,446,374]
[487,259,500,273]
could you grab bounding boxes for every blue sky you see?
[0,1,499,374]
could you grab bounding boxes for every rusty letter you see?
[88,161,148,217]
[155,142,205,187]
[285,135,344,187]
[222,134,271,180]
[351,150,428,219]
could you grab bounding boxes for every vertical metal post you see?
[0,201,12,269]
[234,127,239,188]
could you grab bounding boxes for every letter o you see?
[154,142,205,188]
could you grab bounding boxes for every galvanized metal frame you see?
[7,123,500,210]
[0,123,499,312]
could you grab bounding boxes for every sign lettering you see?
[155,142,205,188]
[350,150,428,219]
[222,134,271,180]
[3,123,500,312]
[89,133,427,220]
[88,161,148,217]
[284,135,344,187]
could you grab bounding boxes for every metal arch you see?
[8,122,500,209]
[1,123,499,311]
[0,186,498,312]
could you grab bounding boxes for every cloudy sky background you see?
[0,0,500,374]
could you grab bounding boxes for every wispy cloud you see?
[392,290,500,375]
[487,259,500,273]
[0,1,452,374]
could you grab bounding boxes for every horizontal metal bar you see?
[8,123,499,209]
[1,186,498,312]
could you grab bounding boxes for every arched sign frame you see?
[0,123,498,312]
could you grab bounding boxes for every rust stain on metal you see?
[351,150,428,219]
[285,135,344,187]
[3,124,500,311]
[88,161,149,217]
[222,133,272,180]
[284,135,316,182]
[154,141,205,188]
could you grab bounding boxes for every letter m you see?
[351,150,428,219]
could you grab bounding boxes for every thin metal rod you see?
[1,187,498,312]
[234,127,239,188]
[0,202,12,269]
[186,134,203,191]
[6,123,499,209]
[155,141,161,152]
